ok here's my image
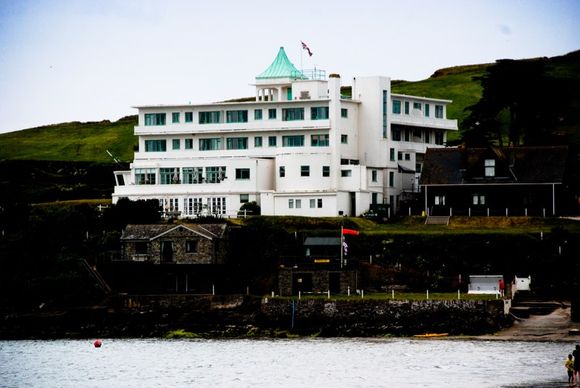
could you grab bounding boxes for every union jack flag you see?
[301,41,313,57]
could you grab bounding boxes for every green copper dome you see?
[256,47,306,80]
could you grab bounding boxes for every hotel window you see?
[434,131,444,145]
[254,136,263,147]
[226,137,248,150]
[295,199,302,209]
[434,195,446,206]
[371,170,378,182]
[282,135,304,147]
[172,112,180,123]
[205,166,226,183]
[485,159,495,177]
[372,193,378,204]
[472,194,486,205]
[182,167,203,184]
[311,106,329,120]
[341,170,352,177]
[392,127,401,141]
[404,101,410,115]
[199,111,221,124]
[144,139,166,152]
[226,110,248,123]
[341,135,348,144]
[185,198,203,215]
[144,113,166,126]
[310,199,315,208]
[392,100,401,114]
[235,168,250,180]
[268,108,277,119]
[254,109,263,120]
[288,199,294,209]
[185,139,193,149]
[301,165,310,177]
[425,130,430,144]
[311,134,329,147]
[282,108,304,121]
[208,197,226,215]
[135,168,156,185]
[435,105,444,118]
[425,104,430,117]
[317,198,323,208]
[322,166,330,177]
[404,129,410,142]
[404,153,410,161]
[240,194,249,203]
[382,90,388,138]
[199,138,222,151]
[398,152,403,161]
[185,112,193,123]
[341,108,348,118]
[160,168,179,184]
[268,136,277,147]
[186,240,198,253]
[279,166,285,177]
[390,148,396,161]
[172,139,180,150]
[413,102,422,111]
[389,171,394,187]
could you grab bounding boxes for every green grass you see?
[271,292,496,301]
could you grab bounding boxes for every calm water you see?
[0,338,575,387]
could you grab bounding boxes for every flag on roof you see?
[342,241,348,255]
[342,228,359,236]
[301,41,313,56]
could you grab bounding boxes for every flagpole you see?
[300,41,303,72]
[340,225,343,269]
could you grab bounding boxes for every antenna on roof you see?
[106,149,121,165]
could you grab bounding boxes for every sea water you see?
[0,338,575,387]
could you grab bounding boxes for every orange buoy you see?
[94,339,102,348]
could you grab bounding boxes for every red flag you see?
[301,41,313,57]
[342,228,359,236]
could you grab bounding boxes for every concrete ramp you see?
[425,216,450,225]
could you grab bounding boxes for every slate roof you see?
[420,146,568,185]
[121,223,226,241]
[304,237,341,246]
[256,47,306,80]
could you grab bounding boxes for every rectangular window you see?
[199,111,221,124]
[372,193,378,204]
[295,199,301,209]
[172,112,180,123]
[341,170,352,177]
[404,153,410,161]
[301,165,310,177]
[341,108,348,118]
[172,139,180,150]
[310,199,315,208]
[371,170,378,182]
[205,166,226,183]
[390,148,396,161]
[144,113,166,126]
[317,198,322,208]
[235,168,250,180]
[282,135,304,147]
[282,108,304,121]
[199,138,222,151]
[279,166,285,177]
[185,138,193,149]
[398,152,403,161]
[485,159,495,177]
[434,195,446,206]
[182,167,203,184]
[413,102,422,111]
[160,168,179,184]
[226,110,248,123]
[268,136,277,147]
[435,131,444,145]
[341,134,348,144]
[254,136,263,147]
[389,171,395,187]
[184,198,203,215]
[207,197,226,215]
[472,194,486,205]
[226,137,248,150]
[144,139,167,152]
[322,166,330,177]
[135,168,156,185]
[404,101,410,115]
[392,100,401,114]
[392,127,401,141]
[240,194,249,203]
[425,130,430,144]
[311,134,329,147]
[425,104,430,117]
[186,240,198,253]
[435,105,443,118]
[268,108,277,119]
[288,199,294,209]
[254,109,263,120]
[311,107,329,120]
[185,112,193,123]
[404,129,410,142]
[382,90,388,138]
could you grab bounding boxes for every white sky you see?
[0,0,578,134]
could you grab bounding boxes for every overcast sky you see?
[0,0,578,134]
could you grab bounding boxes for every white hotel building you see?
[112,47,457,217]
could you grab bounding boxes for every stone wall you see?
[279,268,357,296]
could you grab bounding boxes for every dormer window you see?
[485,159,495,177]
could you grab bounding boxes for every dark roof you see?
[420,146,568,185]
[304,237,341,246]
[121,223,226,241]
